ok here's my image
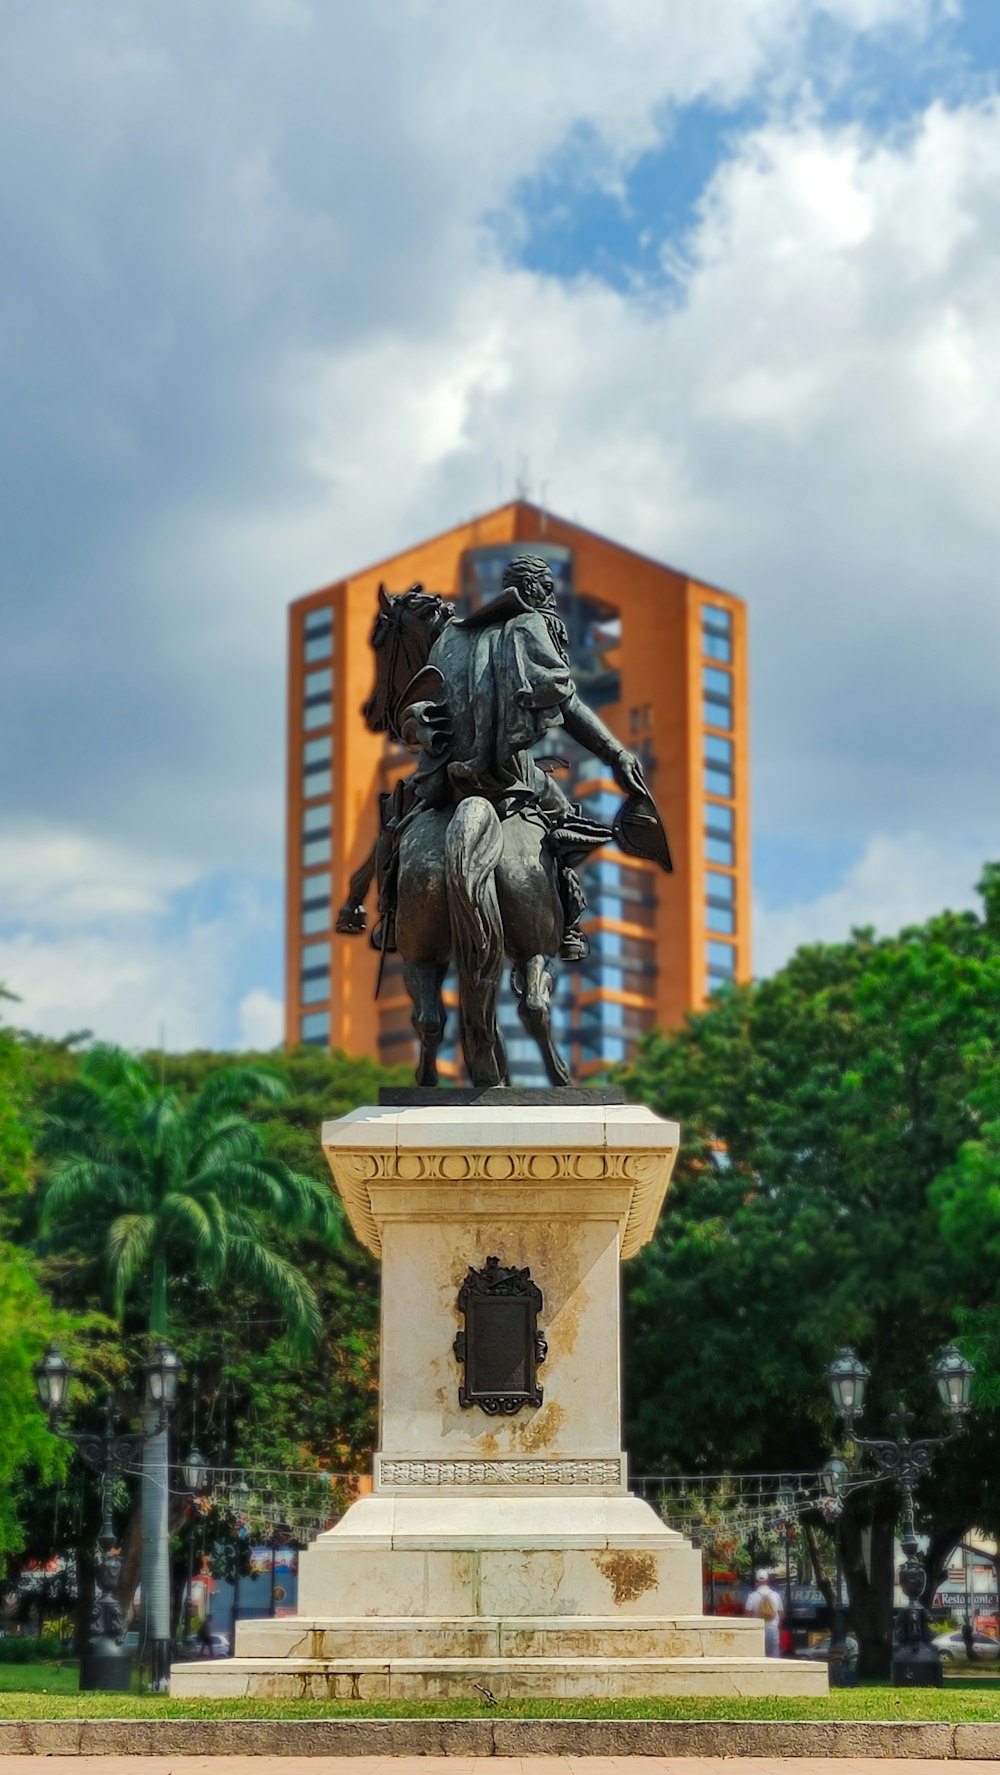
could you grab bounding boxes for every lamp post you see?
[140,1342,182,1692]
[230,1476,251,1638]
[775,1486,797,1654]
[32,1344,171,1692]
[819,1457,850,1682]
[180,1447,208,1643]
[825,1344,974,1687]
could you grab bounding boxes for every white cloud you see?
[237,987,283,1051]
[0,822,278,1050]
[0,824,197,925]
[753,832,986,975]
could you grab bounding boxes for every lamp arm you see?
[848,1429,956,1488]
[47,1421,161,1475]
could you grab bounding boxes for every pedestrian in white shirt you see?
[744,1568,783,1656]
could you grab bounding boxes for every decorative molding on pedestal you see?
[323,1111,677,1262]
[375,1455,628,1489]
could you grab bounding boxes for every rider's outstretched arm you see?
[336,842,377,933]
[561,693,646,797]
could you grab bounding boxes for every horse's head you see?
[362,582,453,736]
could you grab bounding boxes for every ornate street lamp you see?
[824,1343,975,1688]
[819,1457,849,1504]
[141,1343,181,1693]
[33,1344,73,1417]
[825,1348,871,1431]
[932,1346,975,1419]
[182,1447,208,1494]
[31,1345,168,1693]
[144,1343,182,1409]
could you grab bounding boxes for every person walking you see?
[744,1568,784,1656]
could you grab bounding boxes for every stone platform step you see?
[172,1653,829,1701]
[235,1614,765,1662]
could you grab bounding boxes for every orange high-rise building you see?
[285,502,749,1079]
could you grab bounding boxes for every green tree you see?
[0,999,81,1571]
[39,1043,335,1344]
[37,1043,337,1675]
[622,869,1000,1677]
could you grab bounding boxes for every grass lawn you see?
[3,1666,1000,1720]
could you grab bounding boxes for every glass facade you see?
[702,602,738,992]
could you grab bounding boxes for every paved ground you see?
[2,1761,1000,1773]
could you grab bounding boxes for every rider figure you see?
[338,555,657,965]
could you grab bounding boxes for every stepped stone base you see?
[173,1495,827,1700]
[172,1650,828,1700]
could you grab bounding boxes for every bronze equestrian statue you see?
[336,554,671,1088]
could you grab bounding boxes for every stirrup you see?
[559,929,590,961]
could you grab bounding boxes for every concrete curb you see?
[1,1717,1000,1756]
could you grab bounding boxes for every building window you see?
[303,805,331,835]
[304,701,332,731]
[305,666,333,700]
[303,769,332,800]
[301,941,331,972]
[304,631,333,663]
[707,939,737,973]
[703,698,732,731]
[703,666,731,699]
[707,902,736,935]
[706,836,735,867]
[302,871,331,904]
[702,606,732,664]
[303,836,331,867]
[705,802,734,835]
[304,735,332,766]
[704,765,733,798]
[706,868,735,902]
[304,607,333,637]
[302,903,331,935]
[300,975,328,1005]
[300,1010,329,1044]
[704,734,734,768]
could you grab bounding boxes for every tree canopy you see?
[622,865,1000,1673]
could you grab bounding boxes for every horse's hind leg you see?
[403,959,447,1086]
[511,954,572,1088]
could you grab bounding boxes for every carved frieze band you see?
[336,1151,664,1185]
[377,1457,625,1487]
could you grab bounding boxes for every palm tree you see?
[38,1043,337,1687]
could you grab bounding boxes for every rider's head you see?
[502,554,557,611]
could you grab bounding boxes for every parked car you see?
[934,1629,1000,1663]
[800,1633,859,1662]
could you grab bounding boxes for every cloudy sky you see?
[2,0,998,1050]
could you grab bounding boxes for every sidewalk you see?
[3,1760,1000,1773]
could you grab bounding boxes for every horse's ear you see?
[378,583,392,614]
[408,582,424,597]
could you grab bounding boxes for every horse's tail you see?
[444,797,508,1086]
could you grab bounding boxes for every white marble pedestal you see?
[173,1100,826,1700]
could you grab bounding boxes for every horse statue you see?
[336,555,671,1088]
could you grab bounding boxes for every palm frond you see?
[106,1213,157,1315]
[227,1235,322,1354]
[191,1066,288,1129]
[40,1160,142,1232]
[187,1117,263,1174]
[161,1191,225,1274]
